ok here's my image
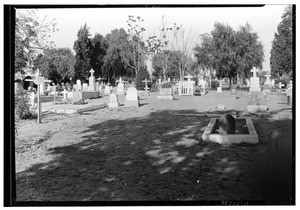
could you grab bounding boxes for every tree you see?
[148,15,182,79]
[135,66,149,90]
[194,33,215,87]
[126,15,147,75]
[152,50,178,78]
[15,9,57,74]
[73,23,93,82]
[235,23,264,82]
[270,5,293,79]
[102,28,133,82]
[90,33,108,79]
[34,48,75,84]
[210,23,237,85]
[194,22,264,86]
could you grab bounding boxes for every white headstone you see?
[76,80,82,91]
[89,69,95,90]
[104,85,111,95]
[83,83,88,91]
[117,82,124,95]
[158,79,162,84]
[249,68,261,92]
[110,93,118,103]
[126,87,138,101]
[168,78,171,83]
[63,89,68,100]
[217,86,222,93]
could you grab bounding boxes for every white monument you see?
[124,87,139,107]
[76,80,82,91]
[108,93,119,108]
[249,68,261,92]
[117,78,125,95]
[88,69,96,91]
[104,84,111,95]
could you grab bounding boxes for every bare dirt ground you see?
[14,90,294,204]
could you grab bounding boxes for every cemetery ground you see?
[14,90,293,203]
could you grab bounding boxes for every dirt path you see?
[15,90,293,203]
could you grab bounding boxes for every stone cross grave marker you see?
[250,68,261,92]
[184,74,193,82]
[25,69,51,123]
[142,78,150,95]
[251,68,259,77]
[264,73,271,86]
[89,69,95,91]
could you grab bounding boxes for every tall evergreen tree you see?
[270,5,294,79]
[73,23,93,82]
[91,33,108,79]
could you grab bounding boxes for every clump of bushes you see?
[210,80,219,89]
[15,85,36,119]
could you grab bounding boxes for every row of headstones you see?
[108,87,139,107]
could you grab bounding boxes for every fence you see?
[178,81,195,96]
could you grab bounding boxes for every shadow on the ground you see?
[15,108,294,204]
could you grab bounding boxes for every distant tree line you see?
[15,6,293,88]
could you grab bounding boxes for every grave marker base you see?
[202,117,258,144]
[124,100,139,107]
[157,95,174,100]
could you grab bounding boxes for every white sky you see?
[28,5,288,72]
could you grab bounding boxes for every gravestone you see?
[247,91,268,113]
[217,81,222,93]
[104,84,111,95]
[117,79,125,95]
[157,87,174,100]
[168,77,171,83]
[69,91,85,104]
[63,89,68,100]
[83,83,88,92]
[249,68,261,92]
[108,93,119,108]
[142,78,150,95]
[76,80,82,91]
[124,87,139,107]
[218,114,235,135]
[88,69,96,91]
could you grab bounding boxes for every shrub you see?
[15,85,34,119]
[211,80,219,89]
[135,66,150,90]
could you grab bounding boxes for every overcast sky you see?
[26,5,288,72]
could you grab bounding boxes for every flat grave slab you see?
[202,117,258,144]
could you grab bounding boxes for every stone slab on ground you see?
[108,102,119,108]
[157,95,174,100]
[124,100,139,107]
[42,103,106,114]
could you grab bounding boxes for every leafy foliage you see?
[34,48,75,84]
[15,9,57,74]
[91,33,108,79]
[73,23,93,82]
[152,50,181,79]
[15,85,33,119]
[270,5,294,79]
[194,22,264,86]
[135,66,149,90]
[102,28,133,81]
